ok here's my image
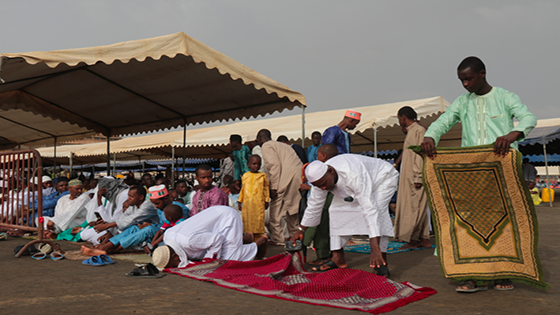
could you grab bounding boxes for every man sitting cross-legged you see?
[42,179,92,236]
[151,205,268,270]
[81,185,159,255]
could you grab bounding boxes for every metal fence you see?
[1,150,63,257]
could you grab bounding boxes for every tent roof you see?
[36,96,458,163]
[0,32,306,143]
[518,118,560,146]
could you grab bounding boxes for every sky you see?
[2,0,559,131]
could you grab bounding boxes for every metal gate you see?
[1,150,63,257]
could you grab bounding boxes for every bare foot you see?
[399,241,418,250]
[416,239,432,249]
[81,245,107,256]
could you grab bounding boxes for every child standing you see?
[238,155,269,240]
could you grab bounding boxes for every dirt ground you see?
[1,203,558,315]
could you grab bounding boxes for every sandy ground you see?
[1,203,558,314]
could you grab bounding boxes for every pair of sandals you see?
[32,251,64,260]
[126,263,165,279]
[455,280,514,293]
[82,254,115,266]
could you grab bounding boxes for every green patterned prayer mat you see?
[410,144,547,288]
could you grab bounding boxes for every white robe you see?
[48,193,91,233]
[164,205,257,268]
[80,189,129,244]
[302,154,399,240]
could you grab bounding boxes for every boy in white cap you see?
[291,154,398,276]
[152,205,268,270]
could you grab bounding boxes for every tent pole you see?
[373,123,378,158]
[171,146,175,188]
[142,161,145,174]
[113,152,116,175]
[69,152,73,177]
[301,106,306,147]
[182,118,187,180]
[53,137,57,176]
[543,143,553,207]
[106,130,111,176]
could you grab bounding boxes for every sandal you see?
[494,279,514,291]
[32,252,47,260]
[310,260,339,272]
[455,280,488,293]
[373,265,390,278]
[126,263,166,278]
[50,251,65,261]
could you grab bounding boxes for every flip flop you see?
[98,254,115,266]
[32,252,47,260]
[50,251,65,261]
[455,280,488,293]
[37,243,53,254]
[494,279,515,291]
[310,260,339,272]
[307,259,329,266]
[82,256,103,266]
[0,232,8,240]
[126,263,166,279]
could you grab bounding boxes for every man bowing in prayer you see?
[291,154,399,277]
[151,205,268,270]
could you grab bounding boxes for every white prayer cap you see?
[32,177,40,185]
[42,176,52,183]
[152,245,171,271]
[305,160,328,183]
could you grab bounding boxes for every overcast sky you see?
[2,0,559,130]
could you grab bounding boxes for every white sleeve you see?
[300,186,329,227]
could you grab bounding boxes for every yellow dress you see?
[238,172,269,234]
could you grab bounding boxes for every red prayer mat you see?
[166,253,436,314]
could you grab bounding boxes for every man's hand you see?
[414,183,423,189]
[143,245,152,255]
[137,222,151,230]
[264,202,269,209]
[300,183,310,191]
[494,131,522,157]
[94,222,112,232]
[270,190,278,200]
[46,220,55,231]
[89,218,103,227]
[97,232,112,244]
[420,137,437,158]
[238,204,242,211]
[71,226,82,236]
[290,228,305,246]
[122,201,129,212]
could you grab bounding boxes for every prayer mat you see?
[345,239,435,255]
[410,144,547,288]
[166,253,436,314]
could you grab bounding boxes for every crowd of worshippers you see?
[0,57,540,290]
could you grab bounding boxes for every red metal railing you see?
[1,150,63,257]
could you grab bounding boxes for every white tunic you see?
[164,205,257,268]
[49,193,91,232]
[301,154,399,238]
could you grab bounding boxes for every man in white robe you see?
[151,206,268,269]
[80,177,129,245]
[44,179,92,233]
[292,154,399,276]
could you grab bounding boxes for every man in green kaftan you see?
[421,56,537,292]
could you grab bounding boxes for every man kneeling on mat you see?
[151,205,268,270]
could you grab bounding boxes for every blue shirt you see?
[156,201,190,228]
[322,125,351,154]
[34,190,70,217]
[306,144,322,162]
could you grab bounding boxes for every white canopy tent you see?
[37,96,460,166]
[0,32,306,173]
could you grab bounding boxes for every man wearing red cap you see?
[322,110,361,154]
